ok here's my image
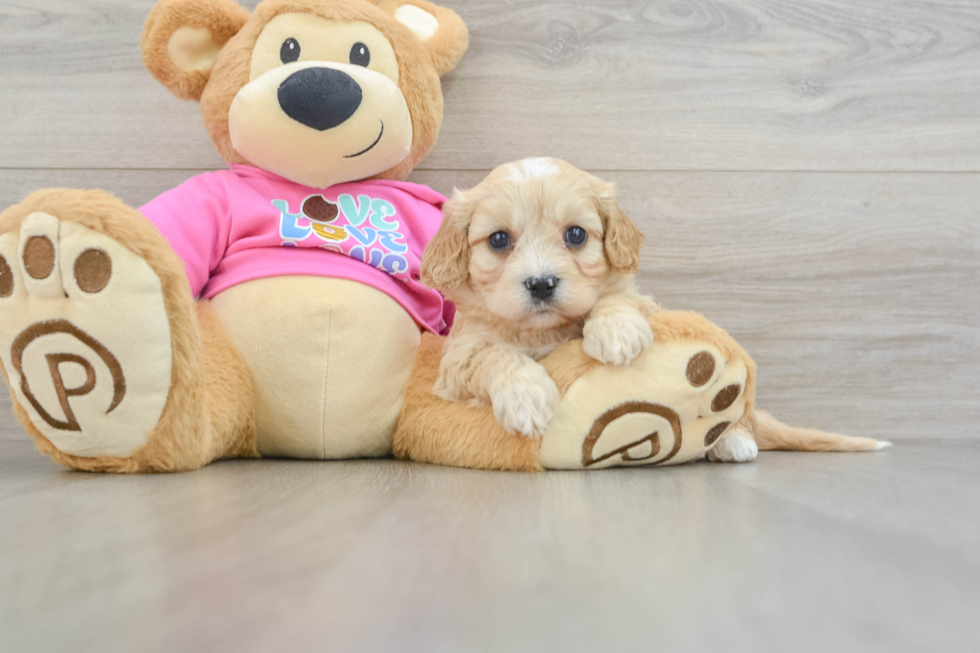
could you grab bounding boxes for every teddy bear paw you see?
[0,211,172,459]
[539,322,753,469]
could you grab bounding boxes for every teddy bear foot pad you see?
[541,336,750,469]
[0,211,173,458]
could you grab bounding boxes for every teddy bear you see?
[0,0,881,473]
[0,0,470,472]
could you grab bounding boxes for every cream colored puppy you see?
[420,158,658,437]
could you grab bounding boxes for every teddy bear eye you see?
[349,42,371,67]
[280,38,301,64]
[565,226,588,248]
[488,231,511,251]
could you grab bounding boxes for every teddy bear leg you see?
[193,301,259,465]
[0,189,257,472]
[539,310,758,469]
[393,334,544,471]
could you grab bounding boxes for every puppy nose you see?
[525,276,559,301]
[278,67,363,131]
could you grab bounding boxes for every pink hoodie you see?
[139,164,454,334]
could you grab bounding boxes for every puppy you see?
[420,158,658,437]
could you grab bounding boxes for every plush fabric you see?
[211,276,421,459]
[393,311,756,471]
[140,165,454,333]
[0,213,173,458]
[143,0,251,101]
[0,189,257,472]
[189,0,468,176]
[393,332,544,472]
[0,0,468,473]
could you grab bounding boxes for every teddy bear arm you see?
[138,172,233,300]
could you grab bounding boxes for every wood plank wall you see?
[1,0,978,441]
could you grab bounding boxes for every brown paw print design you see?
[581,349,745,467]
[0,210,174,458]
[10,236,123,432]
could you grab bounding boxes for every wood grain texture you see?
[2,436,979,652]
[1,168,976,441]
[1,0,980,171]
[418,169,980,441]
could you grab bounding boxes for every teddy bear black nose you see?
[278,67,363,132]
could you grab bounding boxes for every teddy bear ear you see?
[141,0,250,101]
[378,0,470,76]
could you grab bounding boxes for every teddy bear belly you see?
[210,276,422,459]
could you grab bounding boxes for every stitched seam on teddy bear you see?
[319,309,332,459]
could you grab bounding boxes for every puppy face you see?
[422,158,644,330]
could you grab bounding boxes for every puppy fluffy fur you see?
[421,158,658,436]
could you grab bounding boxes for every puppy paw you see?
[706,429,758,463]
[490,364,560,437]
[582,312,654,366]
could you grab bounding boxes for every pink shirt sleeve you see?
[139,172,231,298]
[441,298,456,335]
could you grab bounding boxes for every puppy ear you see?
[421,191,472,290]
[599,184,644,275]
[141,0,250,101]
[379,0,470,76]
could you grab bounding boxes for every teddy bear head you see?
[142,0,468,188]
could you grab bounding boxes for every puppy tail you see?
[745,410,890,452]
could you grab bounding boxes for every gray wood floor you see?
[2,429,979,653]
[1,0,979,651]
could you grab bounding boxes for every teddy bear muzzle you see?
[227,59,413,189]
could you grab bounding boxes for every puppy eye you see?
[487,231,511,251]
[565,226,588,248]
[280,38,301,64]
[349,42,371,67]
